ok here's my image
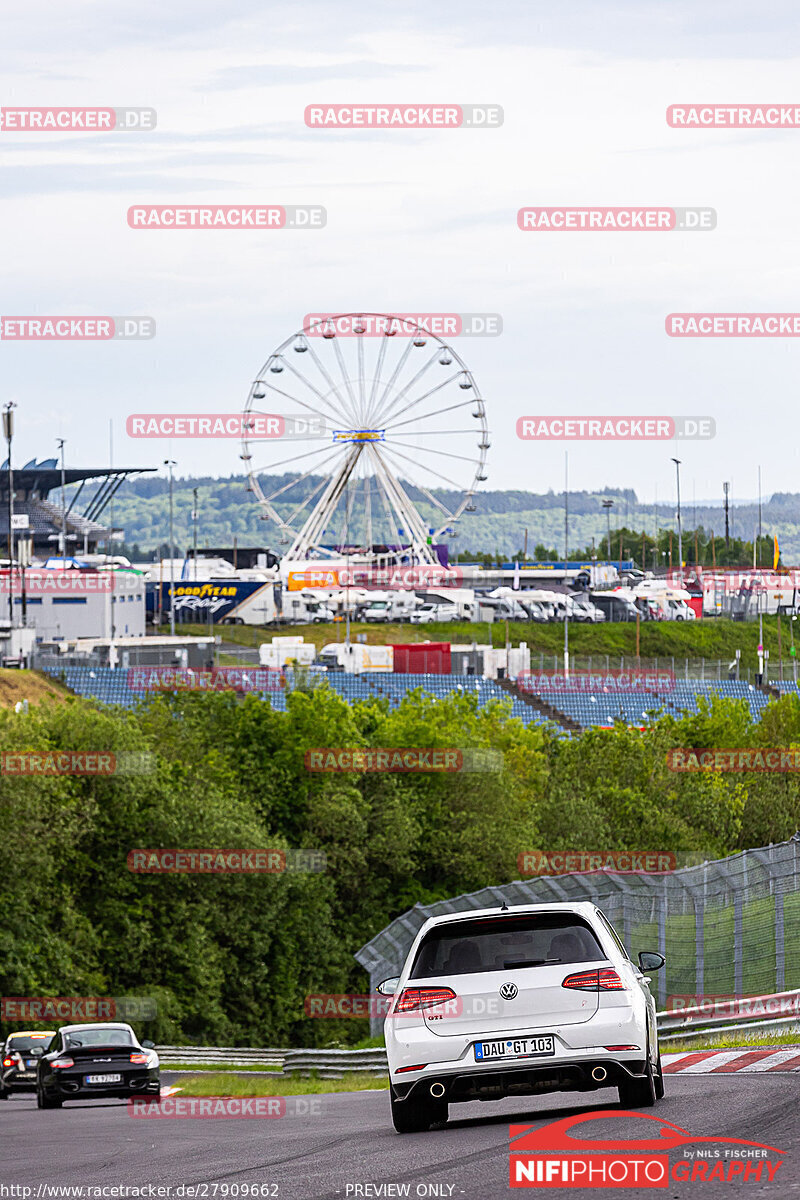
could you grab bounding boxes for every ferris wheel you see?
[240,313,489,564]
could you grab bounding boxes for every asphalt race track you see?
[2,1074,798,1200]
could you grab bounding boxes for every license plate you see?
[474,1035,555,1062]
[85,1073,122,1084]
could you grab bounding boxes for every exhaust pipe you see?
[430,1082,446,1098]
[591,1067,608,1082]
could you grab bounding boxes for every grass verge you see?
[170,1071,387,1096]
[662,1030,800,1053]
[181,617,793,674]
[163,1062,281,1073]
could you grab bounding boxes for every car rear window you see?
[409,913,606,978]
[6,1034,53,1052]
[64,1028,134,1048]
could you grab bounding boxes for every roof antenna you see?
[500,899,509,911]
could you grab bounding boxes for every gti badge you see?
[499,982,518,1000]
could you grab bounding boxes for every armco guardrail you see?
[156,1045,389,1077]
[656,988,800,1044]
[281,1048,388,1077]
[157,991,800,1072]
[156,1046,288,1069]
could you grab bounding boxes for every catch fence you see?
[356,837,800,1035]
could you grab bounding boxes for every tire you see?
[0,1087,8,1100]
[390,1089,447,1134]
[618,1053,657,1109]
[654,1048,665,1099]
[37,1086,62,1110]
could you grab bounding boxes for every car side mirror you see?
[376,977,400,996]
[140,1039,155,1049]
[30,1046,44,1057]
[638,951,665,972]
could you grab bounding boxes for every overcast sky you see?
[2,0,800,515]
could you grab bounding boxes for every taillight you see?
[393,987,457,1013]
[605,1044,639,1050]
[52,1058,74,1068]
[562,968,625,991]
[395,1064,427,1073]
[2,1057,13,1067]
[129,1053,149,1064]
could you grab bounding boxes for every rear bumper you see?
[43,1069,160,1101]
[1,1071,38,1092]
[392,1056,647,1104]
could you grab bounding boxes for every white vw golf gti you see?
[378,902,665,1133]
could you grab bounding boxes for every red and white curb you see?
[161,1085,183,1097]
[663,1048,800,1074]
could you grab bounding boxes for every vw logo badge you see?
[499,982,518,1000]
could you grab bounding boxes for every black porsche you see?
[37,1023,160,1108]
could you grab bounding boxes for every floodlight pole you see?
[192,487,198,582]
[672,458,683,585]
[57,438,67,560]
[564,452,569,679]
[3,403,15,629]
[165,460,176,637]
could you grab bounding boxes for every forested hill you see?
[98,473,800,561]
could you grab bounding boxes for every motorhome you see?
[360,592,420,622]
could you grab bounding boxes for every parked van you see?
[361,592,419,622]
[409,603,460,624]
[590,592,639,622]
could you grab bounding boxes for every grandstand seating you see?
[521,678,772,729]
[38,665,779,733]
[770,680,800,695]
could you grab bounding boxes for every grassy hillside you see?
[204,616,798,675]
[0,670,69,707]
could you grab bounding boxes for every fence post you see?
[775,877,786,993]
[733,891,743,997]
[620,890,630,960]
[694,893,704,997]
[658,885,667,1010]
